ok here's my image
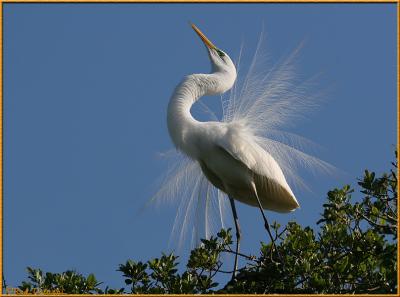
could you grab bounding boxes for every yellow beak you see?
[191,23,217,50]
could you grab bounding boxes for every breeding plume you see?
[153,23,334,278]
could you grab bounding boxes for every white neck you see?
[167,72,233,156]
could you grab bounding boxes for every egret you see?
[153,23,334,279]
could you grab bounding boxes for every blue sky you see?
[4,3,397,290]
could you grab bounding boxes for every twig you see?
[211,267,246,274]
[222,248,254,261]
[360,213,394,231]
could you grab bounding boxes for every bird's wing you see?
[216,123,283,180]
[213,124,298,212]
[216,123,274,174]
[216,123,257,168]
[216,121,335,192]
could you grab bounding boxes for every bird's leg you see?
[229,196,241,281]
[251,182,282,263]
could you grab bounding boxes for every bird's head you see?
[191,23,237,92]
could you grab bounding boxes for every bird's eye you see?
[216,49,225,58]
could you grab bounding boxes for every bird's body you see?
[168,73,299,213]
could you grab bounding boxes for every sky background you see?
[4,3,397,290]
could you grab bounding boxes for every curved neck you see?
[167,73,223,153]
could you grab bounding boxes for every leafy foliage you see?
[16,268,104,294]
[12,154,397,294]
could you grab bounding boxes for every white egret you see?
[153,23,334,279]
